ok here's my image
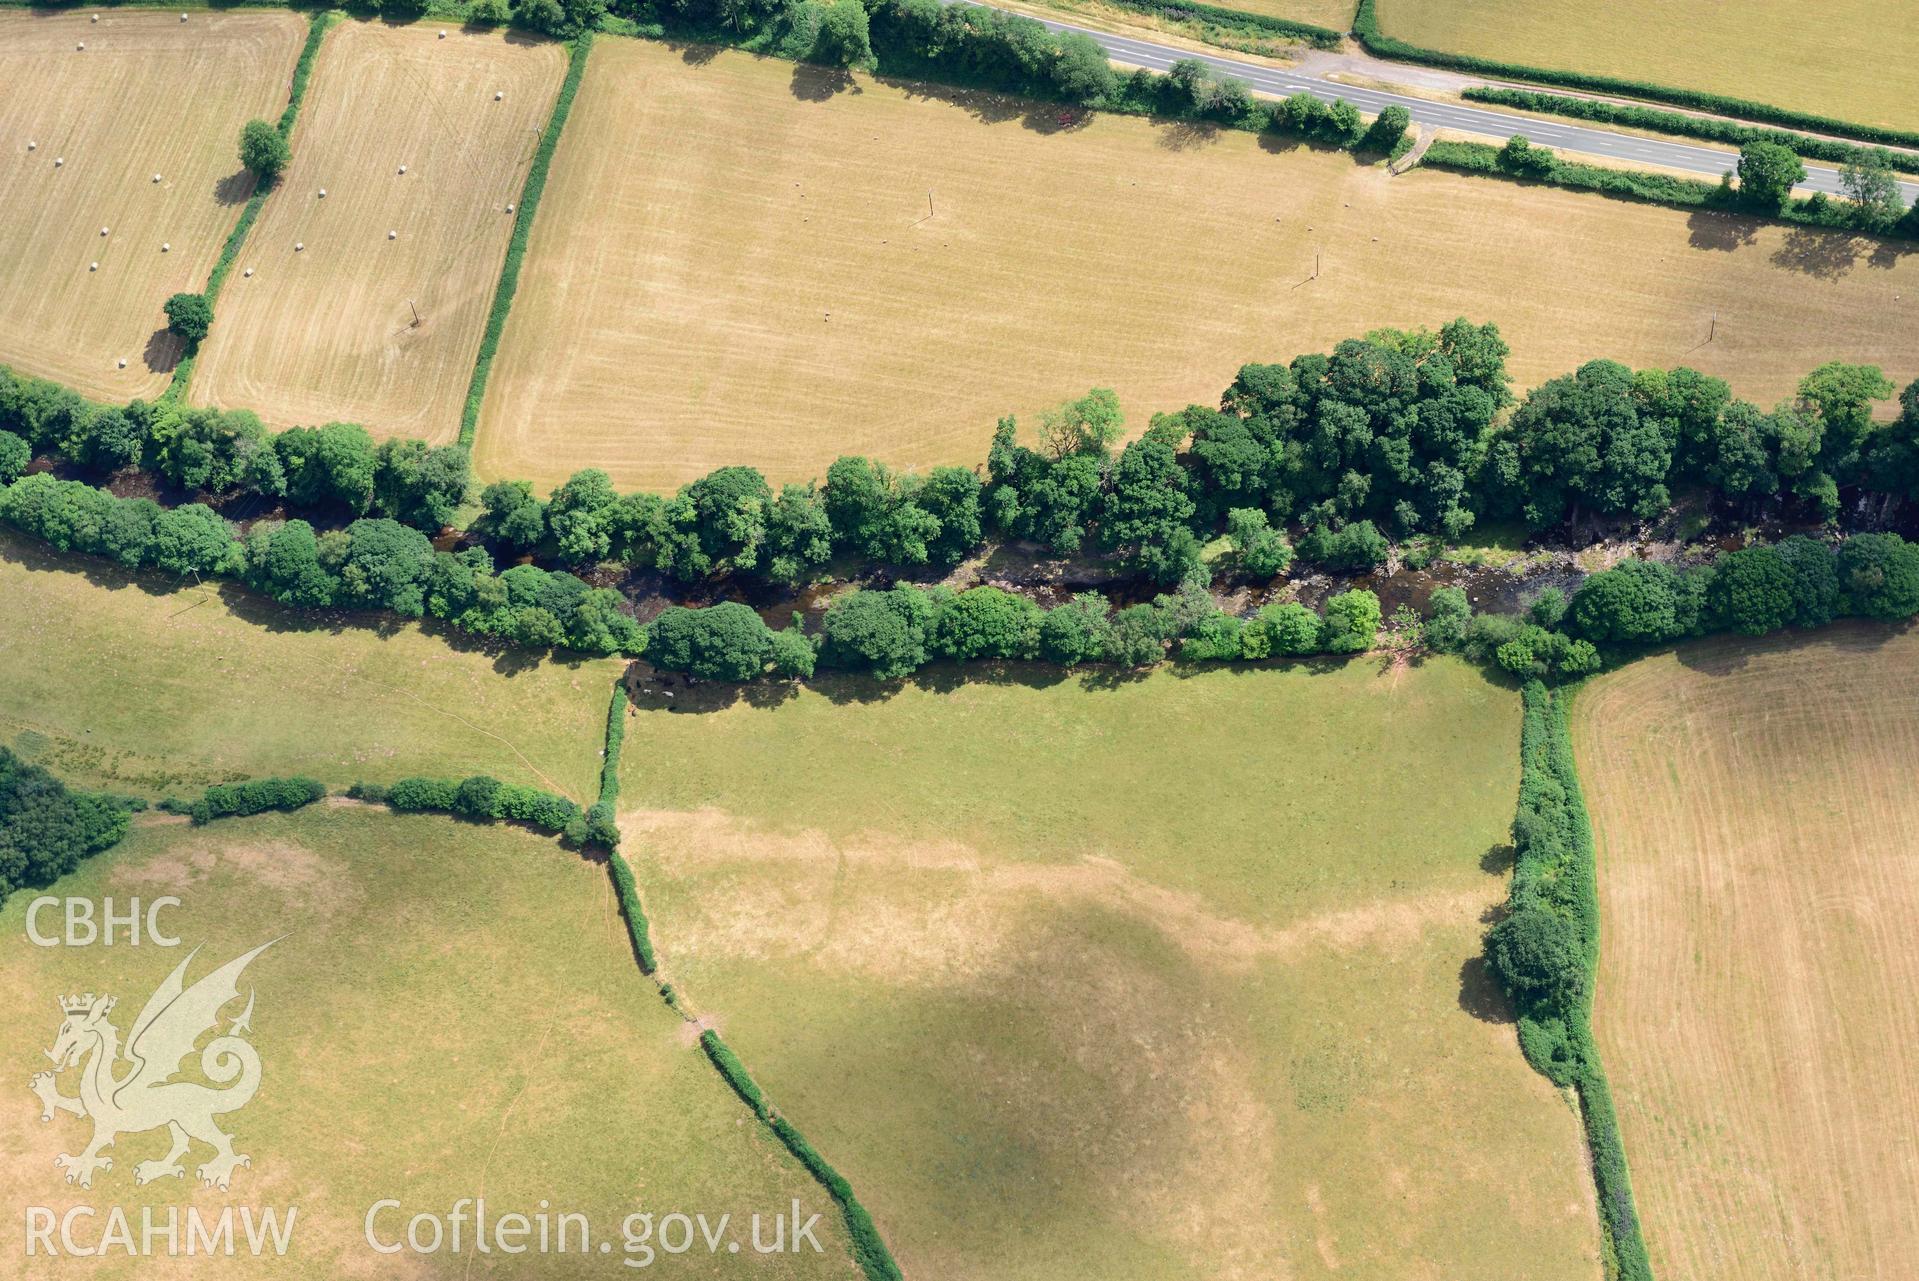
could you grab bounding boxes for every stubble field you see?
[476,36,1919,493]
[0,533,619,801]
[618,659,1601,1281]
[1373,0,1919,134]
[0,805,851,1278]
[0,10,304,402]
[191,20,565,442]
[1573,623,1919,1281]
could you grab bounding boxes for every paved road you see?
[990,9,1919,203]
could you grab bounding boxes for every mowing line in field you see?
[163,10,332,404]
[457,30,592,448]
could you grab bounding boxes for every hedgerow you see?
[1096,0,1340,48]
[1462,87,1919,176]
[166,11,333,402]
[459,31,592,446]
[698,1030,904,1281]
[1352,0,1919,151]
[174,775,327,824]
[363,774,598,845]
[1489,684,1651,1280]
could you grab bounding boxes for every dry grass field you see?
[1573,624,1919,1281]
[191,20,565,442]
[476,37,1919,493]
[1373,0,1919,134]
[0,10,304,402]
[0,806,851,1279]
[0,533,620,801]
[619,660,1600,1281]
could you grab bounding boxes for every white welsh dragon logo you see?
[29,941,276,1191]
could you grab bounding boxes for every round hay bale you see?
[243,267,253,277]
[294,241,304,251]
[89,262,98,271]
[318,188,327,198]
[397,164,407,175]
[387,229,397,240]
[91,13,98,21]
[152,173,162,183]
[438,30,446,38]
[160,242,169,252]
[505,203,515,213]
[27,141,36,151]
[76,41,85,50]
[494,92,503,101]
[117,358,126,369]
[100,226,109,236]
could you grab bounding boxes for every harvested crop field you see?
[1373,0,1919,135]
[476,36,1919,493]
[192,19,565,442]
[0,805,851,1279]
[0,533,619,800]
[1573,624,1919,1281]
[620,660,1600,1281]
[0,10,304,402]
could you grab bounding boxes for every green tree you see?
[819,586,933,678]
[1106,603,1167,667]
[1051,33,1116,105]
[813,0,872,67]
[646,603,775,681]
[1319,589,1380,653]
[1736,140,1805,208]
[148,504,241,577]
[930,586,1042,661]
[1423,585,1472,652]
[276,422,377,514]
[238,118,290,182]
[1568,559,1692,644]
[1835,532,1919,620]
[1362,104,1410,153]
[476,479,546,551]
[1039,388,1123,460]
[1487,904,1584,1007]
[546,468,621,565]
[1838,149,1905,231]
[335,518,434,615]
[372,439,471,532]
[163,292,213,343]
[0,429,27,484]
[0,747,133,903]
[763,483,834,584]
[245,518,339,608]
[1255,601,1322,655]
[1038,593,1112,666]
[1707,545,1797,635]
[1226,507,1293,578]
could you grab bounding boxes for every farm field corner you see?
[617,659,1601,1281]
[0,532,620,801]
[0,805,853,1279]
[1371,0,1919,135]
[0,10,305,404]
[472,35,1919,494]
[1573,622,1919,1281]
[190,19,567,443]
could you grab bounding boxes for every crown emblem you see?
[60,993,104,1015]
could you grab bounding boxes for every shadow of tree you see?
[791,62,856,102]
[1685,208,1762,252]
[1457,954,1513,1025]
[1769,225,1868,280]
[141,328,183,375]
[212,169,255,207]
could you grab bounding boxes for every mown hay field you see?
[619,660,1601,1281]
[476,36,1919,493]
[0,10,304,402]
[0,805,851,1279]
[0,533,618,801]
[1573,624,1919,1281]
[1373,0,1919,134]
[192,20,566,442]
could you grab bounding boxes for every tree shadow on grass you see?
[212,169,255,207]
[1672,617,1913,677]
[1685,208,1761,253]
[1457,954,1513,1025]
[791,62,857,103]
[142,328,183,376]
[1769,225,1869,281]
[880,76,1093,136]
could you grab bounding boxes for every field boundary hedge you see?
[165,10,332,403]
[1353,0,1919,152]
[595,678,657,973]
[1417,138,1916,239]
[164,775,327,823]
[700,1029,904,1281]
[1097,0,1341,48]
[458,30,591,447]
[1500,682,1653,1280]
[1461,87,1919,176]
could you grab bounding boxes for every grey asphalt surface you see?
[990,9,1919,203]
